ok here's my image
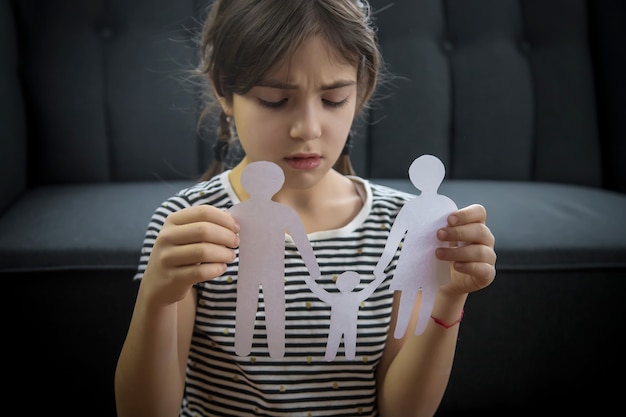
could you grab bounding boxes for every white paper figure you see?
[304,270,386,361]
[374,154,458,338]
[228,161,320,358]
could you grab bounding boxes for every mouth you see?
[284,154,322,170]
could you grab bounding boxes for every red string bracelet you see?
[431,309,464,329]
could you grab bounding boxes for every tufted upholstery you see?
[10,0,207,184]
[2,0,625,415]
[364,0,603,185]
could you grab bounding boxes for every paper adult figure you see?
[228,161,320,358]
[304,270,386,361]
[374,154,458,338]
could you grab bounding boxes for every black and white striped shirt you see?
[135,171,414,417]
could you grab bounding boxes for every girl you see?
[114,1,497,416]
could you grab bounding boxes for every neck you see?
[229,161,250,202]
[228,159,363,233]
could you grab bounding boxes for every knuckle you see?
[454,227,466,243]
[477,204,487,219]
[196,204,213,216]
[479,245,492,259]
[196,222,211,240]
[199,262,226,281]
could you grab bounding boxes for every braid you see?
[199,111,232,181]
[334,131,356,175]
[334,155,356,176]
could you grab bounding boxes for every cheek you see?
[331,108,356,142]
[231,97,274,145]
[234,115,281,153]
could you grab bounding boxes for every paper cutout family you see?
[227,155,458,360]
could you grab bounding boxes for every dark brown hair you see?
[197,0,383,181]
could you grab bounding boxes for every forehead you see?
[261,36,358,83]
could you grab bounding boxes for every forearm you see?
[114,286,188,417]
[377,292,467,417]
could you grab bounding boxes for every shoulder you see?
[370,181,415,200]
[154,173,234,218]
[344,176,415,223]
[359,178,416,206]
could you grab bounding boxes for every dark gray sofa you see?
[2,0,625,415]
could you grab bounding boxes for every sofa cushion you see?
[375,179,626,271]
[1,179,625,273]
[0,181,192,272]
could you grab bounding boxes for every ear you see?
[210,79,233,117]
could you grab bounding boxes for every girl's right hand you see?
[141,205,240,307]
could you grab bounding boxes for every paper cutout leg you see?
[228,161,320,358]
[263,283,285,358]
[374,154,458,338]
[234,273,262,357]
[393,288,418,339]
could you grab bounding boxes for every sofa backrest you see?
[3,0,623,212]
[356,0,603,187]
[8,0,212,188]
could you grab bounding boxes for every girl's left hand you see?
[436,203,497,295]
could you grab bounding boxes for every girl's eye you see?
[258,98,287,109]
[323,98,349,108]
[257,97,349,109]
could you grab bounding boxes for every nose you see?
[290,103,322,141]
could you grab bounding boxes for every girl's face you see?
[224,36,358,190]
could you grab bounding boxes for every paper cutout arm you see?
[357,268,388,301]
[302,273,331,303]
[373,208,409,278]
[286,220,320,280]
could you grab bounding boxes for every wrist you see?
[429,291,467,326]
[431,309,464,329]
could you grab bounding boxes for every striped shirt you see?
[134,171,415,417]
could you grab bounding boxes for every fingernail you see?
[448,215,458,226]
[437,229,448,240]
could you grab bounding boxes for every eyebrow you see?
[255,79,356,91]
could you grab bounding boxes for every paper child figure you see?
[304,270,386,361]
[228,161,320,358]
[374,154,458,338]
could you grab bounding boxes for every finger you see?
[453,261,496,287]
[448,203,487,226]
[436,243,497,265]
[161,221,240,249]
[174,262,230,285]
[160,242,237,268]
[167,205,239,232]
[438,223,495,248]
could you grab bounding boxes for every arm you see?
[376,204,496,417]
[115,287,196,417]
[114,205,240,417]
